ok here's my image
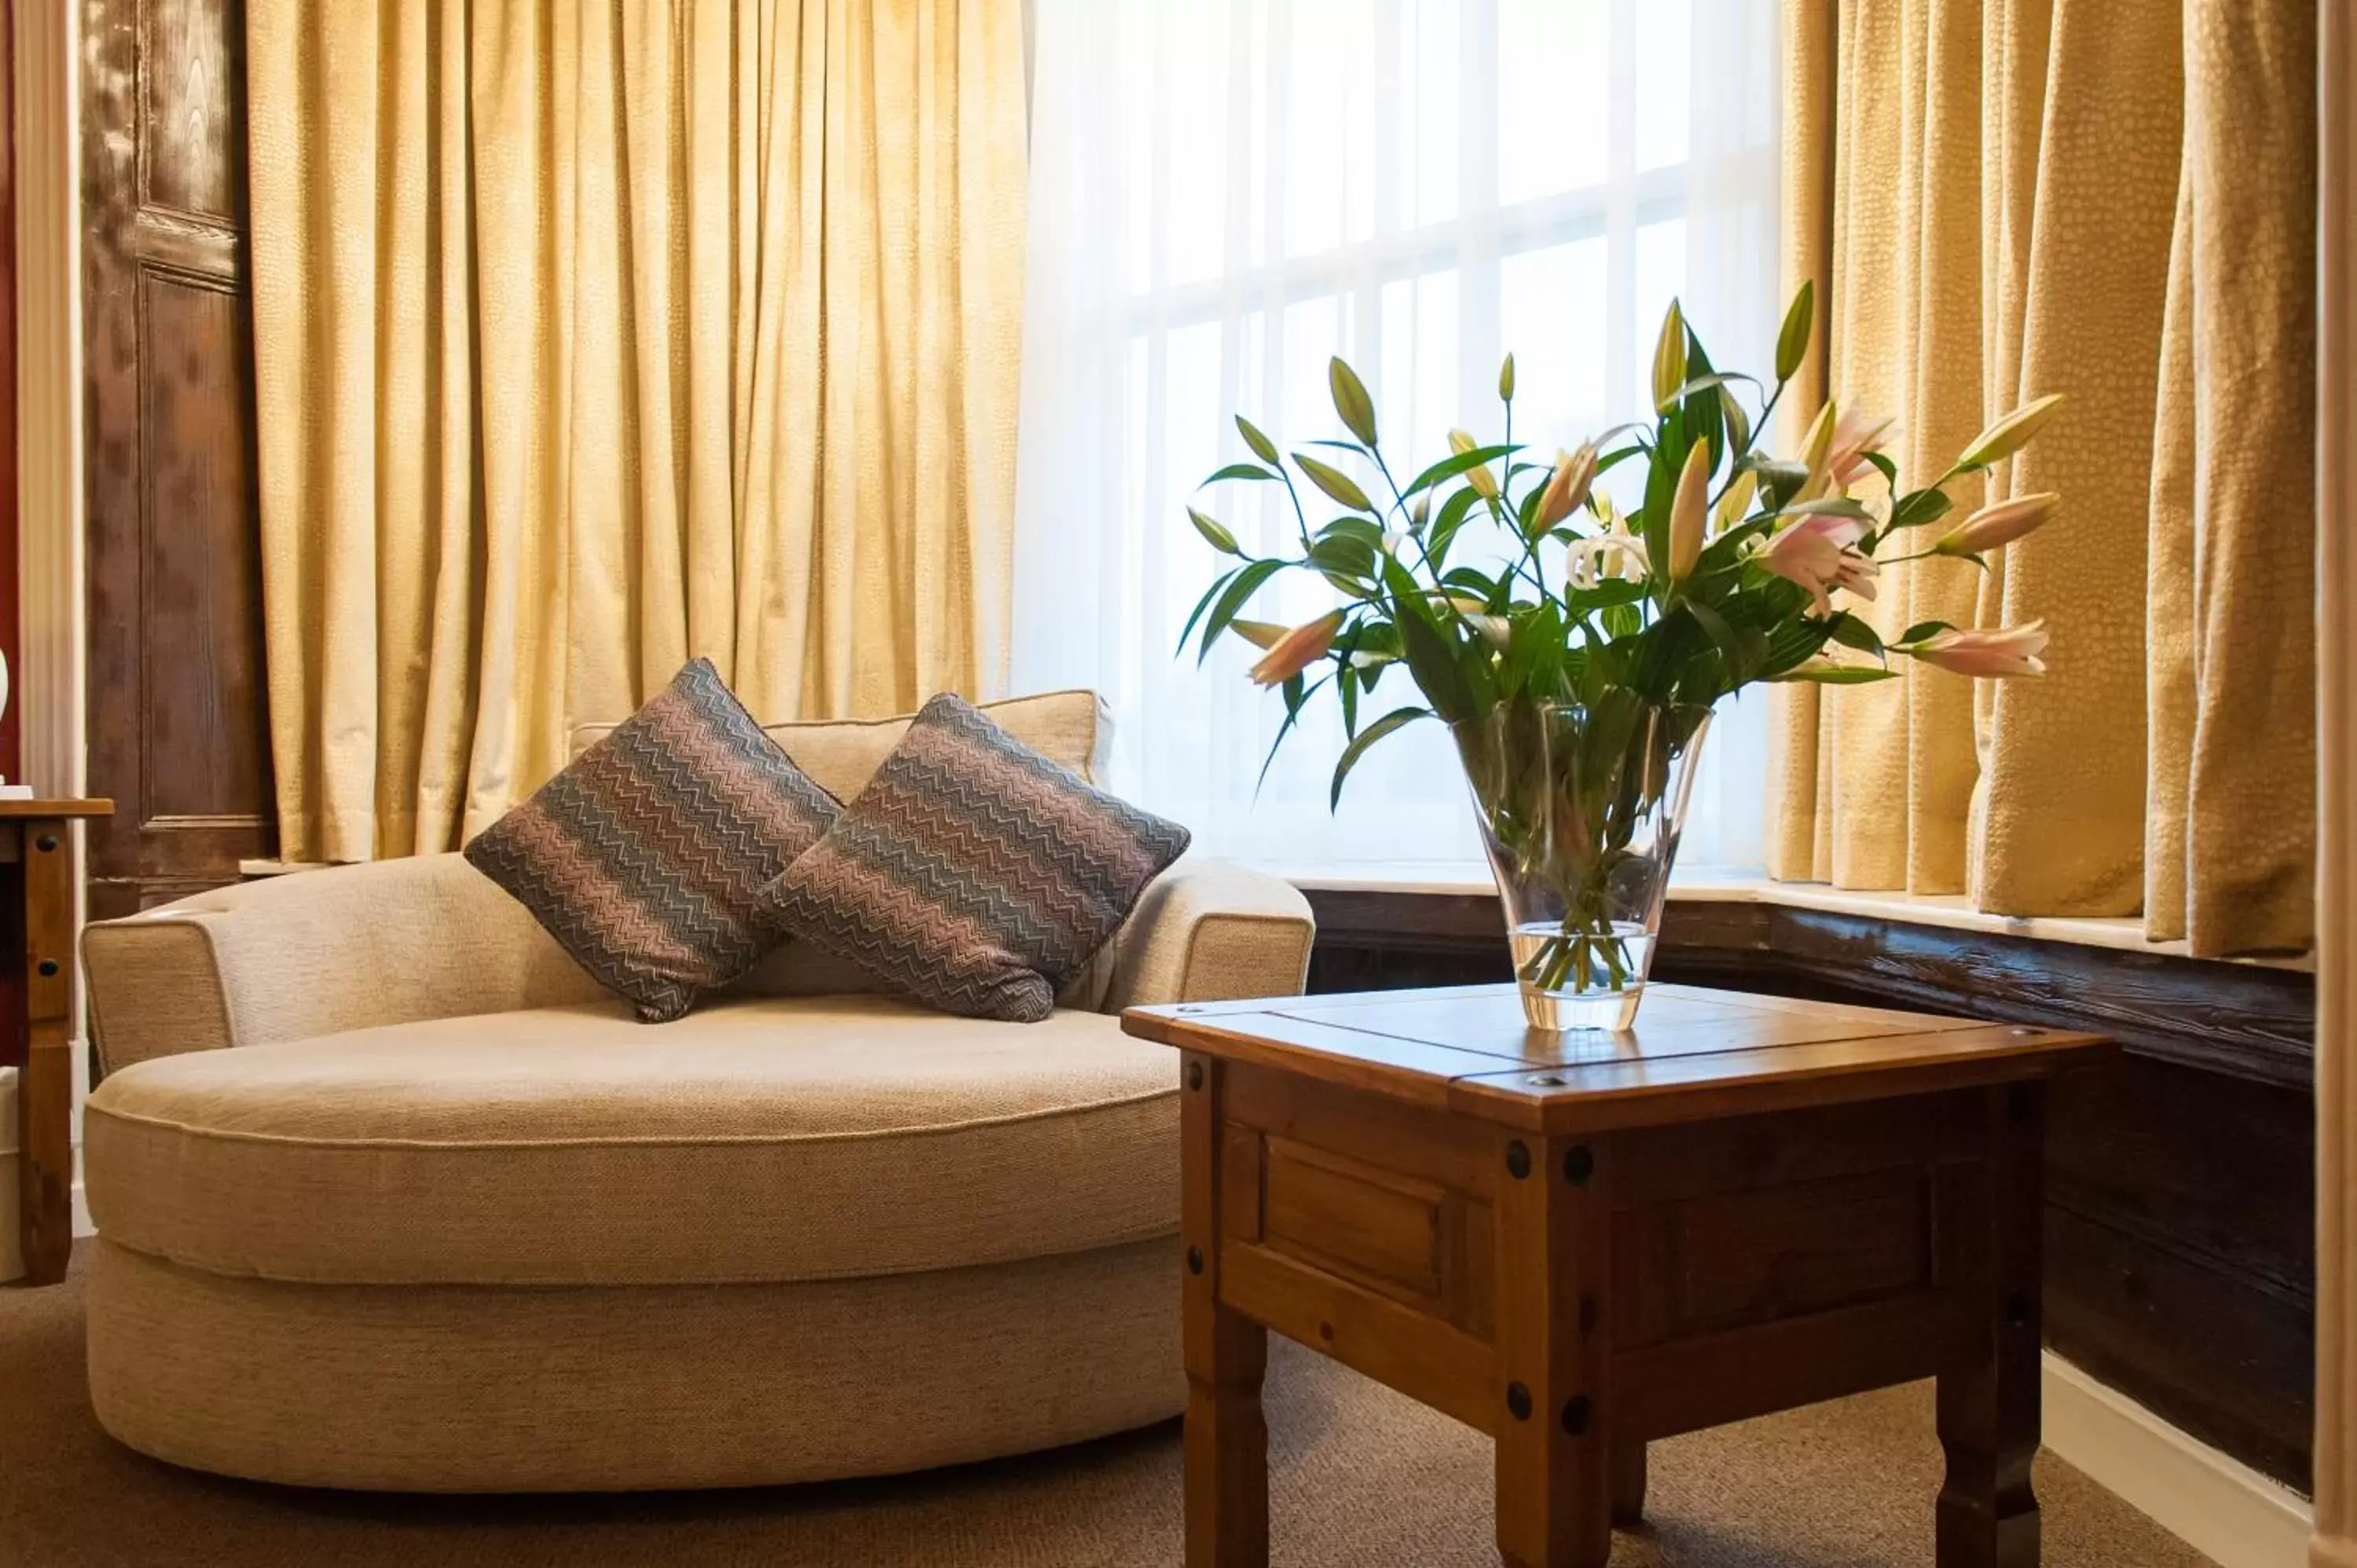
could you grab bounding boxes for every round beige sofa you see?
[76,693,1316,1492]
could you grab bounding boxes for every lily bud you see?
[1449,428,1498,499]
[1957,394,2064,471]
[1651,300,1688,411]
[1497,354,1516,401]
[1667,438,1711,581]
[1245,610,1346,687]
[1535,442,1600,529]
[1933,492,2058,556]
[1713,469,1758,535]
[1901,621,2049,678]
[1795,399,1839,501]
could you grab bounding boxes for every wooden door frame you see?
[2313,1,2356,1559]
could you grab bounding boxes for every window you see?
[1014,0,1781,876]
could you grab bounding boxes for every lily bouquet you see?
[1182,286,2060,1029]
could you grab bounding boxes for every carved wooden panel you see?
[138,0,240,222]
[83,0,274,918]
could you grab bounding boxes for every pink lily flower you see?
[1246,610,1345,686]
[1827,411,1894,488]
[1758,513,1879,614]
[1904,621,2049,677]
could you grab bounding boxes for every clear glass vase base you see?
[1507,921,1651,1033]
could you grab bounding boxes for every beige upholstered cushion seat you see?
[85,996,1178,1288]
[78,687,1319,1492]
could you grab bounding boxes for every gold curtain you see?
[1772,0,2315,956]
[246,1,1028,863]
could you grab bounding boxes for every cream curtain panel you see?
[247,1,1027,863]
[1772,0,2315,955]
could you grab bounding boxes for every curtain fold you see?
[1772,0,2315,955]
[247,0,1027,863]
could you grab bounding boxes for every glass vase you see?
[1452,697,1712,1032]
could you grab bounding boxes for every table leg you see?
[1494,1134,1611,1568]
[1936,1082,2044,1568]
[1611,1438,1648,1527]
[16,821,74,1285]
[1182,1052,1268,1567]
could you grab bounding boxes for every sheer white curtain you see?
[1014,0,1781,874]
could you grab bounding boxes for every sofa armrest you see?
[1102,858,1316,1012]
[82,853,603,1076]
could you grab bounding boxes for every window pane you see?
[1499,0,1609,203]
[1634,0,1692,173]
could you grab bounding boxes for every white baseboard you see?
[2044,1351,2313,1568]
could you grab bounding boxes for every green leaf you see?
[1428,485,1482,569]
[1293,452,1376,513]
[1662,370,1759,405]
[1177,568,1236,653]
[1255,673,1329,793]
[1401,442,1519,497]
[1897,619,1952,645]
[1720,387,1752,461]
[1188,508,1240,555]
[1319,515,1387,548]
[1889,487,1956,529]
[1194,559,1285,663]
[1236,416,1281,466]
[1330,706,1431,808]
[1750,456,1810,509]
[1199,462,1280,486]
[1307,535,1379,579]
[1776,280,1815,383]
[1824,612,1884,656]
[1860,449,1898,488]
[1767,663,1901,685]
[1779,496,1875,521]
[1681,598,1750,676]
[1329,358,1379,447]
[1396,613,1475,724]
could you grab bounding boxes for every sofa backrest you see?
[566,688,1114,803]
[571,689,1123,1009]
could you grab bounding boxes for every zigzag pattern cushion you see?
[757,694,1191,1023]
[464,659,839,1022]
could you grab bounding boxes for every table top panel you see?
[0,798,112,818]
[1124,983,2113,1130]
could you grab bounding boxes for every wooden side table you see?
[1124,983,2113,1568]
[5,799,113,1285]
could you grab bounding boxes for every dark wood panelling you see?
[137,269,269,823]
[83,0,274,918]
[1305,885,2319,1491]
[139,0,241,222]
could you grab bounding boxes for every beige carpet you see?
[2,1260,2212,1567]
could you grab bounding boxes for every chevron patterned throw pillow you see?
[755,693,1191,1022]
[464,658,841,1022]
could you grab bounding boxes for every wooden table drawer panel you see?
[1263,1135,1448,1306]
[1615,1166,1937,1346]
